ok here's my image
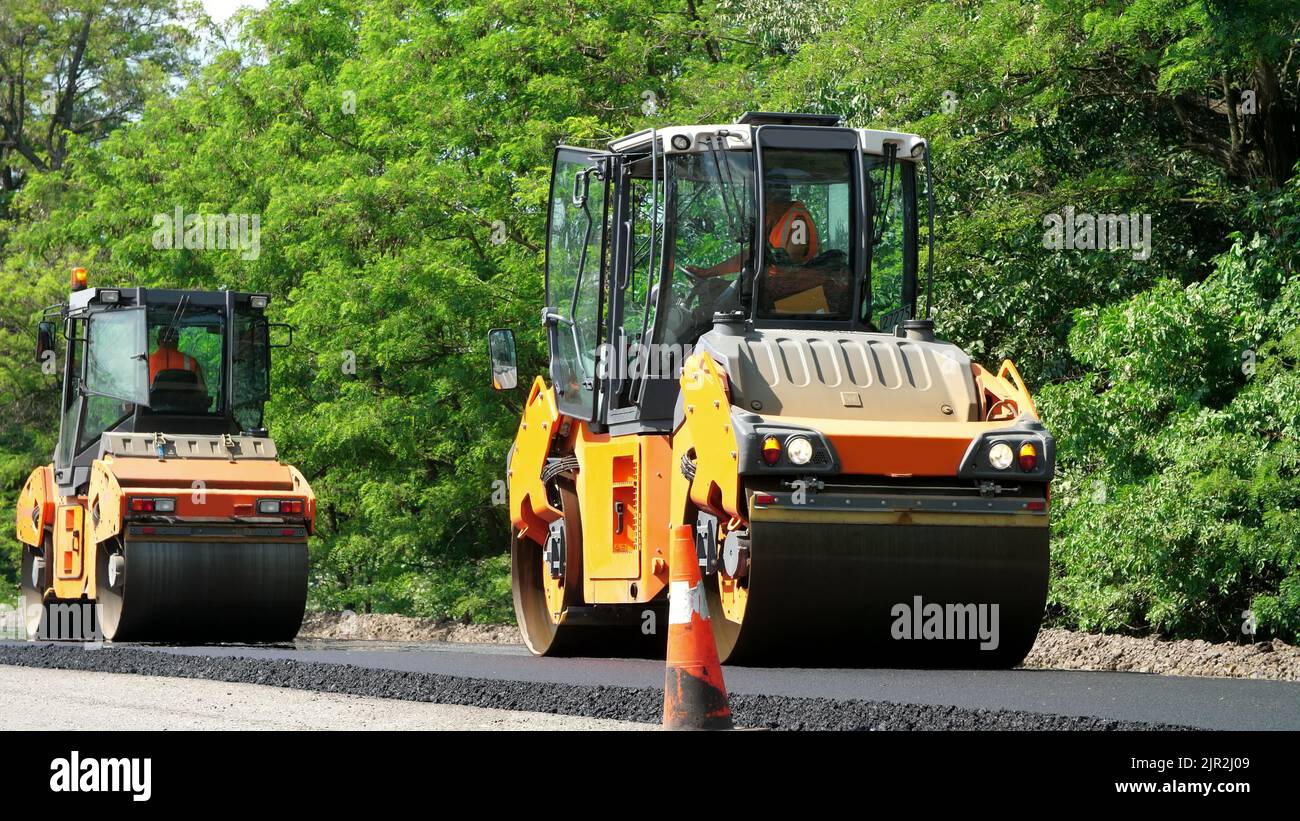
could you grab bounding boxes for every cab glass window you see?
[661,150,753,347]
[146,304,224,415]
[756,148,854,320]
[77,308,147,455]
[546,148,607,419]
[232,304,270,431]
[84,308,147,405]
[865,156,916,330]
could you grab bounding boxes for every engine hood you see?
[694,327,980,423]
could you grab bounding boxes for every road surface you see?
[4,639,1298,730]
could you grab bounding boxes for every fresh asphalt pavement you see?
[13,638,1287,731]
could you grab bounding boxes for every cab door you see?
[545,147,609,421]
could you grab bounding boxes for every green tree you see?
[0,0,202,219]
[1040,179,1300,640]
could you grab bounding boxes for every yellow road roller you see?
[491,113,1053,666]
[15,275,313,642]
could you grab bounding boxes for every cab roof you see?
[609,112,926,159]
[67,287,270,313]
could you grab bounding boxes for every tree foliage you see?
[0,0,202,219]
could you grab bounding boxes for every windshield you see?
[653,143,914,340]
[146,302,224,415]
[756,148,855,320]
[55,296,273,471]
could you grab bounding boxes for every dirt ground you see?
[1022,627,1300,680]
[298,611,519,643]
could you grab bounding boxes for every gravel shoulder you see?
[1022,628,1300,680]
[298,611,519,644]
[300,612,1300,681]
[0,663,648,731]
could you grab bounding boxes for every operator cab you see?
[491,112,931,434]
[37,286,276,494]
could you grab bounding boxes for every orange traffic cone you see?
[663,524,733,730]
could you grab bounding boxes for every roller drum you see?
[709,518,1049,667]
[97,540,308,643]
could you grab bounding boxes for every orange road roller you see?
[491,112,1054,666]
[15,278,313,642]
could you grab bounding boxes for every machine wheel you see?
[19,543,49,641]
[511,481,664,658]
[96,540,127,641]
[96,539,308,643]
[511,531,573,655]
[705,514,1050,668]
[512,480,591,655]
[705,564,746,665]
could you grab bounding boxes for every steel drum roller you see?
[707,514,1050,667]
[97,540,308,642]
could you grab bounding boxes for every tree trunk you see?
[1249,59,1300,189]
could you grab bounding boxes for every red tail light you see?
[258,498,306,515]
[761,436,782,466]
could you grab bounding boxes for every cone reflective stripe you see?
[663,524,732,730]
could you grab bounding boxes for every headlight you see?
[786,436,813,466]
[988,442,1014,470]
[152,497,176,513]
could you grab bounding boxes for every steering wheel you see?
[675,262,705,283]
[664,263,729,342]
[673,263,717,309]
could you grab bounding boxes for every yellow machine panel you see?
[15,466,54,548]
[508,378,563,544]
[680,351,742,519]
[575,430,641,585]
[52,505,85,599]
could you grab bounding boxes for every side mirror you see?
[36,321,56,363]
[488,328,518,391]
